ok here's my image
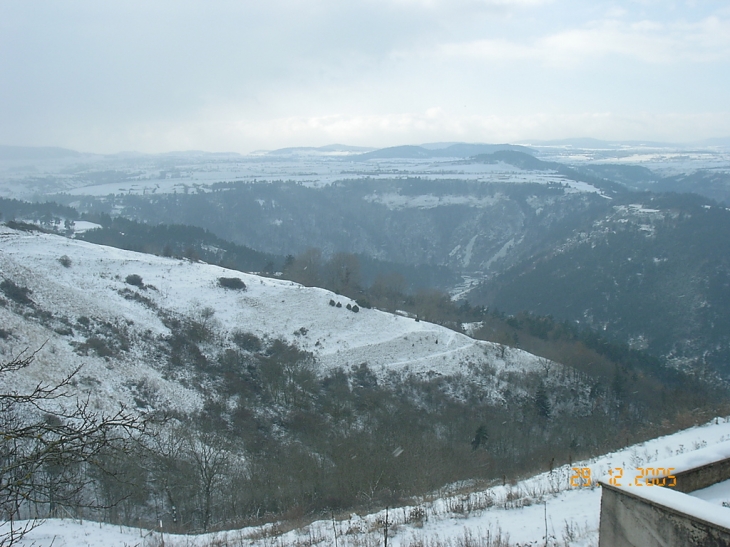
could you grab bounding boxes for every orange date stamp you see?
[570,467,678,488]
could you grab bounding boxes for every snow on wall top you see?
[609,480,730,530]
[600,440,730,484]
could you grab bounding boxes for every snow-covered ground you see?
[0,152,629,200]
[0,226,545,416]
[528,145,730,177]
[72,221,102,233]
[8,416,730,547]
[1,143,728,202]
[692,478,730,506]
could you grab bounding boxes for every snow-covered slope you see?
[0,226,545,415]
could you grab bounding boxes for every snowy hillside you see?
[0,225,547,415]
[8,416,730,547]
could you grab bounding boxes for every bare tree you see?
[370,272,406,312]
[284,248,322,287]
[324,252,361,296]
[148,424,232,532]
[0,350,145,546]
[185,431,230,532]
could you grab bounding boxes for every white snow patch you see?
[71,221,102,233]
[484,237,519,271]
[692,478,730,507]
[363,193,500,210]
[462,234,478,268]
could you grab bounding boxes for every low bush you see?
[5,220,49,233]
[232,331,263,353]
[125,274,144,288]
[74,336,115,358]
[218,277,246,290]
[0,279,33,305]
[118,288,157,309]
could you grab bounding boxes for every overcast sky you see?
[1,1,728,153]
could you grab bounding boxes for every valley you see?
[4,140,728,374]
[1,140,730,544]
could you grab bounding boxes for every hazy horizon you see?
[2,1,729,154]
[3,136,730,158]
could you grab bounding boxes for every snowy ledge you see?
[600,480,730,532]
[636,440,730,481]
[599,439,730,492]
[598,440,730,540]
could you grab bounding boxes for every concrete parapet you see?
[598,441,730,547]
[599,483,730,547]
[673,457,730,494]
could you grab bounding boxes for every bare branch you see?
[1,350,146,545]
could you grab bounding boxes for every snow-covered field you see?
[529,145,730,177]
[1,143,729,202]
[3,143,728,204]
[0,153,627,200]
[8,416,730,547]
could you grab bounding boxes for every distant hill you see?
[572,164,730,205]
[469,192,730,375]
[473,150,549,170]
[0,145,82,160]
[265,144,376,156]
[419,141,464,150]
[354,143,535,160]
[473,150,627,195]
[522,138,689,149]
[574,164,660,187]
[157,150,244,159]
[695,136,730,148]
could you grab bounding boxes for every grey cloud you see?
[0,0,728,151]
